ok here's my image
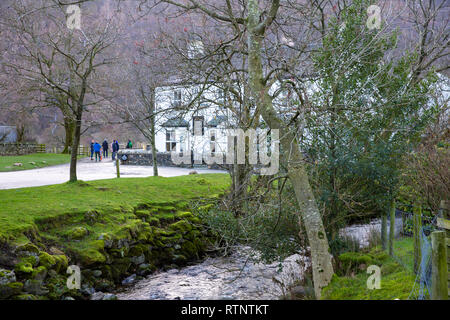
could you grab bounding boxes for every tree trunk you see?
[381,210,388,251]
[247,0,333,298]
[389,198,395,256]
[69,96,84,182]
[62,116,75,154]
[149,87,158,176]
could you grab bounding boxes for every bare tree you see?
[2,0,120,181]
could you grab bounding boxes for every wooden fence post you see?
[431,231,448,300]
[116,158,120,178]
[381,211,388,251]
[436,202,449,300]
[389,199,395,256]
[413,205,422,274]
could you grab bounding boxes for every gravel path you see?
[0,157,225,190]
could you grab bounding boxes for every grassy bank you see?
[0,174,230,243]
[322,238,415,300]
[0,174,230,300]
[0,153,72,172]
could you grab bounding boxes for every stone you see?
[98,233,113,248]
[121,274,136,286]
[130,254,145,265]
[32,266,47,281]
[12,294,40,300]
[0,282,23,299]
[90,292,105,300]
[93,279,114,292]
[49,247,65,256]
[16,243,40,255]
[24,279,48,295]
[81,284,95,296]
[102,293,118,300]
[13,163,23,167]
[69,227,88,240]
[189,171,198,175]
[117,239,129,249]
[28,162,36,165]
[64,296,76,300]
[92,270,102,278]
[38,252,56,269]
[0,269,16,285]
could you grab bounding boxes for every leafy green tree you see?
[303,0,438,245]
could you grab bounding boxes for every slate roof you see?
[207,116,228,127]
[162,118,189,127]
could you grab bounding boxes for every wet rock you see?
[121,274,136,286]
[93,279,114,292]
[102,293,118,300]
[91,292,105,300]
[64,296,76,300]
[81,284,95,296]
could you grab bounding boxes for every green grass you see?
[391,237,414,272]
[0,174,230,243]
[0,153,72,172]
[322,239,416,300]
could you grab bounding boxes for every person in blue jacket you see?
[93,141,102,162]
[90,139,95,160]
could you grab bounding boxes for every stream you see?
[116,217,402,300]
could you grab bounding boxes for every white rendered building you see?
[153,82,234,162]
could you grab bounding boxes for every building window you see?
[180,135,185,152]
[218,89,224,100]
[173,89,182,107]
[166,130,177,152]
[193,116,204,136]
[210,130,216,155]
[187,40,204,59]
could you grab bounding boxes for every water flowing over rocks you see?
[117,218,403,300]
[116,247,307,300]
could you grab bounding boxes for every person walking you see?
[126,140,133,149]
[90,139,95,160]
[112,140,119,161]
[93,141,102,162]
[102,139,109,159]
